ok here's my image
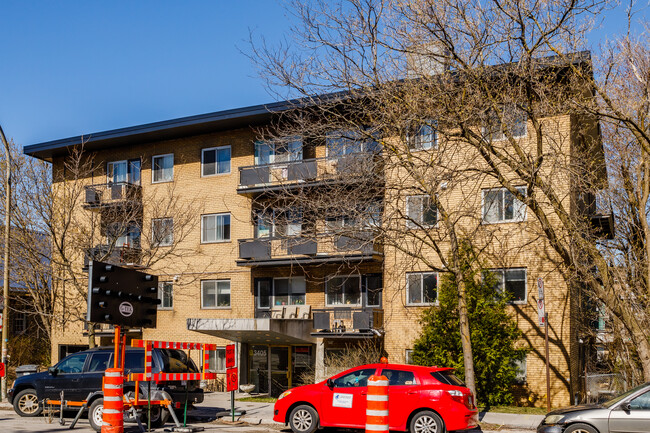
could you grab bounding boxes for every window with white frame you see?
[255,137,303,165]
[201,280,231,308]
[158,282,173,310]
[257,277,306,308]
[405,349,415,365]
[107,159,140,185]
[484,104,527,141]
[201,213,231,243]
[483,187,526,223]
[254,208,301,238]
[107,222,141,248]
[512,356,527,384]
[489,268,527,303]
[326,129,380,157]
[152,154,174,183]
[327,275,361,306]
[12,311,27,334]
[407,272,438,305]
[406,195,438,228]
[152,218,173,247]
[207,348,226,372]
[408,120,438,150]
[202,146,231,176]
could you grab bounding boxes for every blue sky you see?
[0,1,647,147]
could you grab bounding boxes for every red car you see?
[274,363,478,433]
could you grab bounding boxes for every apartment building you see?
[24,63,610,406]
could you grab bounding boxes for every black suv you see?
[8,346,204,430]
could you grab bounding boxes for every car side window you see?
[333,368,376,388]
[56,353,88,374]
[629,391,650,410]
[124,351,145,371]
[88,352,112,372]
[382,369,416,386]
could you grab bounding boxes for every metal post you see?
[545,312,551,411]
[114,326,121,368]
[231,390,235,422]
[0,125,11,402]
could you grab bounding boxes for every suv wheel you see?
[13,388,42,417]
[88,398,104,432]
[410,410,445,433]
[289,405,319,433]
[143,405,170,428]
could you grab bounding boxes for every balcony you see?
[311,307,384,338]
[83,182,142,210]
[237,153,381,194]
[236,232,382,267]
[84,244,142,270]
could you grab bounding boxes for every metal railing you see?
[238,153,381,190]
[312,307,384,333]
[84,182,142,208]
[84,244,142,268]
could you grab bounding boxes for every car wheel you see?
[289,404,319,433]
[144,405,170,428]
[88,398,104,432]
[410,410,445,433]
[13,388,42,417]
[564,423,598,433]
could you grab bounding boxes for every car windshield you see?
[602,382,650,408]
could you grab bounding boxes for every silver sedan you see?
[537,382,650,433]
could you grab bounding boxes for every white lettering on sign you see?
[332,393,353,408]
[119,302,134,317]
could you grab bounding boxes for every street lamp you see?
[0,124,12,401]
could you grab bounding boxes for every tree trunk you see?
[88,324,96,348]
[456,273,476,399]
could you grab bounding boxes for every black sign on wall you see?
[86,260,159,328]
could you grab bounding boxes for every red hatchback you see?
[274,363,478,433]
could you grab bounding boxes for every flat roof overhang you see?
[186,317,316,345]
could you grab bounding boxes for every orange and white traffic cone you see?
[102,368,124,433]
[366,375,389,433]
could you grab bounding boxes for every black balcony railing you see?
[84,182,142,209]
[311,307,383,336]
[237,232,381,266]
[237,153,381,192]
[84,244,142,269]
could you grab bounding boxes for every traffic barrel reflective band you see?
[366,375,389,433]
[102,367,124,433]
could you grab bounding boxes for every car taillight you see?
[446,389,464,403]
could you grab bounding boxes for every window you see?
[408,120,438,150]
[407,272,438,305]
[382,369,416,386]
[202,146,231,176]
[152,218,173,247]
[272,277,306,306]
[254,208,301,238]
[483,187,526,223]
[56,353,88,374]
[629,391,650,410]
[405,349,414,365]
[332,368,376,388]
[158,282,173,310]
[512,356,527,384]
[326,129,380,157]
[208,348,226,372]
[364,274,382,307]
[255,138,302,165]
[431,371,465,386]
[107,222,141,248]
[490,268,527,303]
[484,105,527,141]
[201,213,231,243]
[406,195,438,228]
[88,352,112,372]
[152,154,174,183]
[12,311,27,334]
[201,280,231,308]
[124,351,146,371]
[327,276,361,306]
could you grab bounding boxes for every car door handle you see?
[407,391,418,395]
[361,391,367,395]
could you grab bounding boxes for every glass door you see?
[270,346,290,396]
[249,345,269,394]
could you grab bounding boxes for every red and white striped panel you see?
[144,341,152,380]
[129,372,218,382]
[131,339,217,351]
[203,349,210,379]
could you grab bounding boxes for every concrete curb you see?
[479,412,544,429]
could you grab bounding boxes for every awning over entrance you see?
[186,317,316,345]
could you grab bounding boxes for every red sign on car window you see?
[227,367,238,392]
[226,344,236,368]
[0,362,5,378]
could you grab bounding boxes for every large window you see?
[201,213,231,243]
[202,146,231,176]
[483,187,526,223]
[484,105,527,141]
[12,311,27,334]
[152,154,174,183]
[207,348,226,372]
[408,120,437,150]
[107,222,141,248]
[158,282,173,310]
[272,277,306,306]
[255,137,303,165]
[107,159,140,185]
[254,208,302,238]
[152,217,173,247]
[406,195,438,228]
[512,356,527,384]
[490,268,527,303]
[407,272,438,306]
[326,129,380,157]
[327,275,361,306]
[201,280,231,308]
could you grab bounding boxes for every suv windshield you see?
[431,371,465,386]
[160,349,199,373]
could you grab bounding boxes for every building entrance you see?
[248,344,313,396]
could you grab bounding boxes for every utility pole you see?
[0,124,11,401]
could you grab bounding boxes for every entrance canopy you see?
[186,317,316,345]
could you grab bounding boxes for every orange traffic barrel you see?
[366,375,389,433]
[102,368,124,433]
